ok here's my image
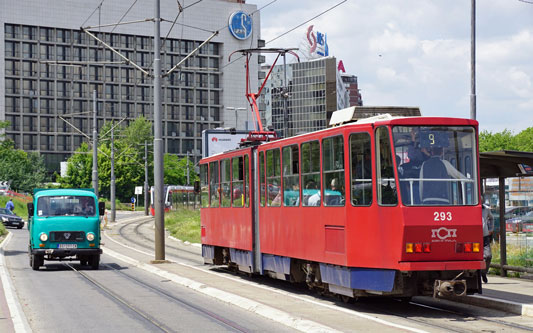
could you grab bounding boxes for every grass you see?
[0,223,6,237]
[0,196,31,220]
[165,208,201,244]
[490,241,533,277]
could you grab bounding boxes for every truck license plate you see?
[58,244,77,249]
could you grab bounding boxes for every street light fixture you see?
[226,107,247,129]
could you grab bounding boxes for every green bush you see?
[0,223,7,237]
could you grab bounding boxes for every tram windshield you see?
[392,126,478,206]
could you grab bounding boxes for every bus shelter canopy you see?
[480,150,533,179]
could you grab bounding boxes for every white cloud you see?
[253,0,533,132]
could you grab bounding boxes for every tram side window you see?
[376,127,398,205]
[209,161,219,208]
[200,164,209,208]
[244,155,250,207]
[220,159,231,207]
[259,152,265,207]
[282,145,300,207]
[232,156,244,208]
[301,141,321,206]
[322,136,345,206]
[350,133,372,206]
[266,148,281,207]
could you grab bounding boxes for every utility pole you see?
[92,90,99,197]
[470,0,476,120]
[187,151,190,209]
[144,140,149,216]
[153,0,165,262]
[110,126,116,222]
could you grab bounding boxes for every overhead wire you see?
[266,0,347,45]
[110,0,139,33]
[82,0,105,27]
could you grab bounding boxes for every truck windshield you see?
[37,196,96,217]
[392,126,478,206]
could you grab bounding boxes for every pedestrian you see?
[5,198,14,213]
[482,196,494,283]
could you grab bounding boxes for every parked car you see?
[0,208,24,229]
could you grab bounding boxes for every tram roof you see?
[201,115,479,161]
[480,150,533,179]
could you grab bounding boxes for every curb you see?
[445,294,533,317]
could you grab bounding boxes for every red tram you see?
[199,115,484,299]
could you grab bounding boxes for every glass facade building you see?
[4,24,222,170]
[260,57,339,138]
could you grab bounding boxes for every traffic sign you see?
[131,197,136,203]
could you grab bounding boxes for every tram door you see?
[251,148,262,274]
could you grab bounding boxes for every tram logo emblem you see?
[431,227,456,240]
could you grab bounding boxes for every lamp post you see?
[226,107,247,129]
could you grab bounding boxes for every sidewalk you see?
[108,214,533,319]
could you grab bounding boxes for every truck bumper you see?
[31,248,102,257]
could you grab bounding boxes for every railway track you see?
[110,218,533,332]
[64,261,249,333]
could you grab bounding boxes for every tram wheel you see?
[341,295,353,304]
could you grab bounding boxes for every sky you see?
[250,0,533,133]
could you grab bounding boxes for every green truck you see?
[27,188,105,270]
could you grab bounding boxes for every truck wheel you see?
[31,254,43,271]
[90,254,100,270]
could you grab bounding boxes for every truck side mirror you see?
[27,203,34,217]
[98,202,106,216]
[194,180,200,193]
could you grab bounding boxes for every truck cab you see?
[27,188,105,270]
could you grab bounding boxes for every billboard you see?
[202,129,249,158]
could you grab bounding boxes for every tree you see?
[479,128,533,152]
[163,154,198,185]
[59,118,153,202]
[0,140,47,193]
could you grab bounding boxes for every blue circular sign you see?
[228,11,253,40]
[131,197,136,203]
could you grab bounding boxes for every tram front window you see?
[392,126,478,206]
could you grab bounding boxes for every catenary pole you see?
[110,126,116,222]
[92,90,98,197]
[144,141,149,216]
[470,0,476,120]
[153,0,165,261]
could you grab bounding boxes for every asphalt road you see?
[3,211,533,332]
[3,226,296,333]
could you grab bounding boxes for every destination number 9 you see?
[434,211,452,221]
[429,133,435,145]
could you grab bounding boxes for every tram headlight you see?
[39,233,48,242]
[86,233,95,241]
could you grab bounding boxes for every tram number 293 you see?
[434,211,452,222]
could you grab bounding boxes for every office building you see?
[1,0,261,171]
